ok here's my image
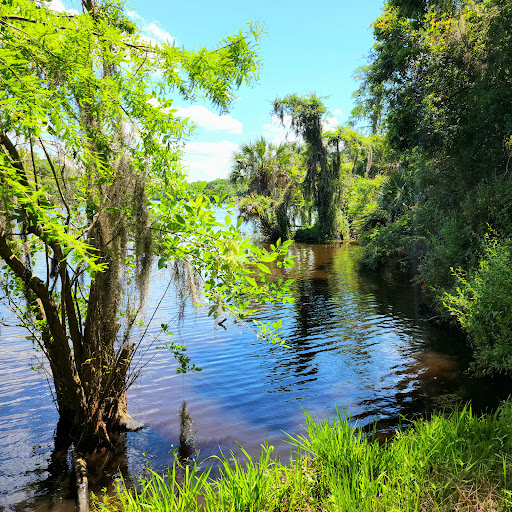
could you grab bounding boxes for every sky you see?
[53,0,386,181]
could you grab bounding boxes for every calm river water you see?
[1,242,511,510]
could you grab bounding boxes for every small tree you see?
[0,0,293,452]
[230,137,296,197]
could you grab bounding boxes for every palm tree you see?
[230,137,302,241]
[230,137,296,197]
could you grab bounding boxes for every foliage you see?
[237,194,290,241]
[94,444,313,512]
[377,165,415,223]
[230,137,299,197]
[0,0,294,450]
[354,0,512,372]
[325,126,394,179]
[230,137,303,241]
[273,93,341,241]
[355,0,512,241]
[227,99,392,243]
[293,405,512,511]
[358,156,418,270]
[94,404,512,511]
[359,211,416,271]
[444,236,512,374]
[201,178,248,200]
[344,175,387,238]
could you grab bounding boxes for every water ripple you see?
[2,243,511,510]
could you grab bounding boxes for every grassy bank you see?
[94,404,512,511]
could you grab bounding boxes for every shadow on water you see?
[178,401,195,463]
[2,419,75,512]
[2,242,512,510]
[0,424,134,512]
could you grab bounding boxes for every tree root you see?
[117,412,144,432]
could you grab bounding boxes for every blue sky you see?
[53,0,386,181]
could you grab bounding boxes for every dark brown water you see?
[1,242,511,510]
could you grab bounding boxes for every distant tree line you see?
[188,178,248,200]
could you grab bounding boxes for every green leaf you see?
[246,276,258,287]
[256,263,271,274]
[260,254,277,263]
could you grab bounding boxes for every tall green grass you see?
[93,403,512,511]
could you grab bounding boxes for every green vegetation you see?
[94,404,512,511]
[4,0,512,504]
[444,236,512,374]
[272,94,340,241]
[189,178,248,201]
[0,0,293,452]
[229,98,394,243]
[351,0,512,373]
[230,137,304,241]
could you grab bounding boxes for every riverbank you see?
[93,403,512,511]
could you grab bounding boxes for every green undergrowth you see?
[93,404,512,511]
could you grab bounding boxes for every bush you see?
[359,211,416,271]
[345,175,386,237]
[415,209,477,298]
[293,223,325,243]
[443,236,512,374]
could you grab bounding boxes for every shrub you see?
[359,211,416,270]
[238,194,290,242]
[443,236,512,374]
[345,175,386,237]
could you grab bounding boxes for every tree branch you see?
[39,137,72,226]
[0,222,85,408]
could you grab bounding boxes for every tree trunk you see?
[0,219,140,453]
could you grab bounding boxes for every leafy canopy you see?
[0,0,294,378]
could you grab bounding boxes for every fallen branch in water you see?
[72,451,89,512]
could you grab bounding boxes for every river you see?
[1,242,511,510]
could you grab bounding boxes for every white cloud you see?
[126,9,142,21]
[147,101,242,134]
[322,116,339,133]
[46,0,79,15]
[262,114,299,145]
[141,22,174,45]
[147,97,160,108]
[182,141,239,181]
[126,8,175,45]
[175,106,243,134]
[333,109,343,117]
